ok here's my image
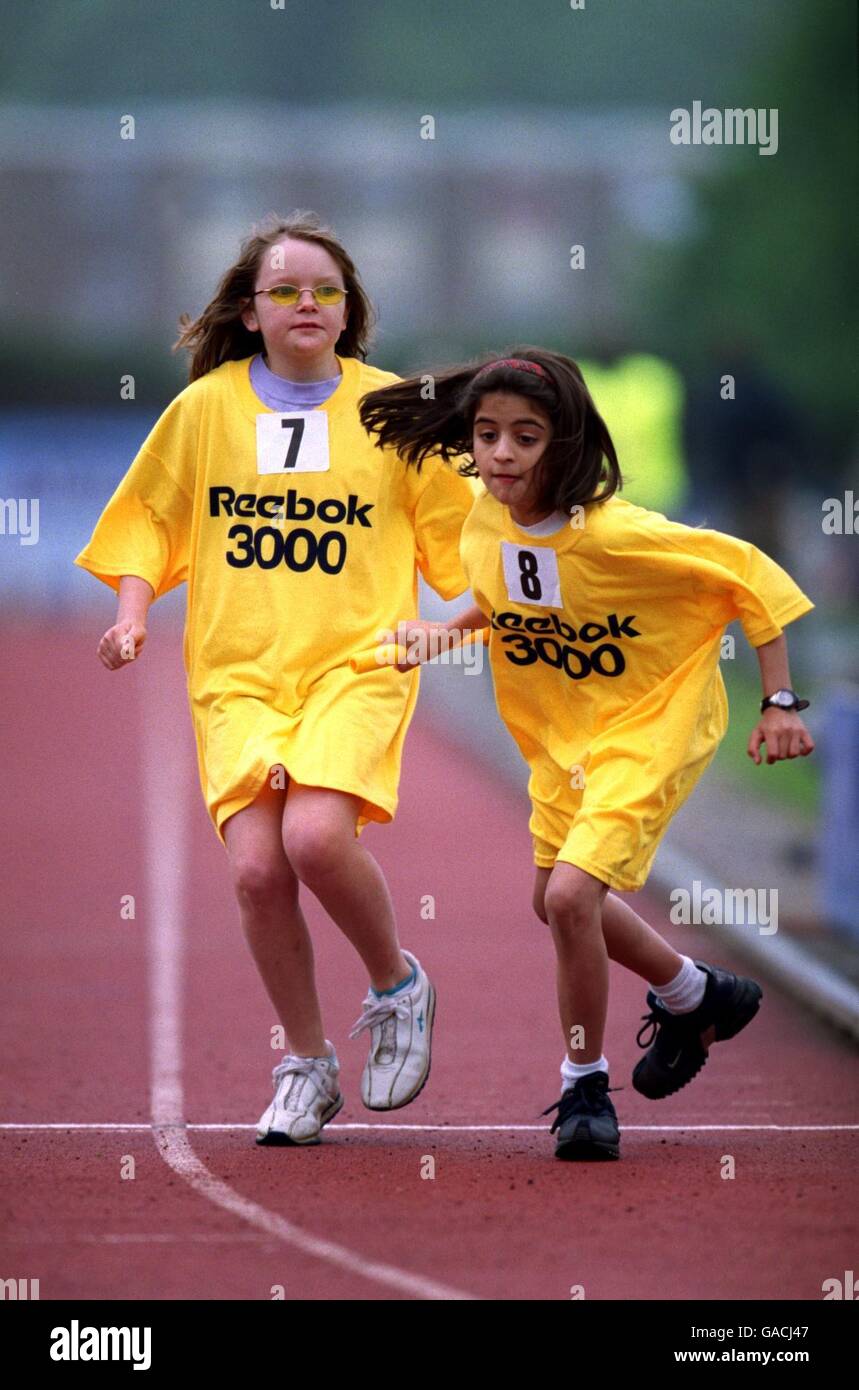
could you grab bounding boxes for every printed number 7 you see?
[280,417,305,469]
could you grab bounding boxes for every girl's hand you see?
[350,620,487,675]
[98,620,147,670]
[392,620,446,671]
[747,709,815,765]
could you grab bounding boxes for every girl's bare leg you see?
[599,892,684,986]
[223,777,328,1057]
[542,862,610,1064]
[534,868,685,991]
[282,781,410,993]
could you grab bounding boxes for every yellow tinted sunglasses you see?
[252,284,348,307]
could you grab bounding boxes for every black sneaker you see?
[632,960,763,1100]
[541,1072,622,1161]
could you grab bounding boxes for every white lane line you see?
[153,1122,475,1299]
[140,657,474,1303]
[3,1122,858,1132]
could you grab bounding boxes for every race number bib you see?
[501,542,563,609]
[256,412,331,474]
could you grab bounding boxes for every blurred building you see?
[0,100,707,378]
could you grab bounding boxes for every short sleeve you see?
[74,394,196,600]
[408,458,479,601]
[637,510,814,647]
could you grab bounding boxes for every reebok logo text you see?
[209,486,374,528]
[490,609,642,682]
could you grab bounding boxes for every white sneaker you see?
[255,1045,344,1145]
[348,950,436,1110]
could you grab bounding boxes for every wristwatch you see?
[760,688,810,714]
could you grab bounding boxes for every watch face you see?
[771,690,794,707]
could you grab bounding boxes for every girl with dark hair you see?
[360,348,815,1161]
[75,213,477,1146]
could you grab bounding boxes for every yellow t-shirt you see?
[461,491,813,891]
[74,354,476,842]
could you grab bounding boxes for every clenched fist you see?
[97,620,147,670]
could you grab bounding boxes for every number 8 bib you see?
[501,542,563,609]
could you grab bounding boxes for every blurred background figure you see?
[683,332,810,563]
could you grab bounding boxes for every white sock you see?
[561,1054,609,1091]
[650,956,707,1014]
[291,1041,337,1064]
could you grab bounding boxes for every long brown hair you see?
[359,346,621,515]
[173,211,377,382]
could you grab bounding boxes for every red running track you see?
[1,617,857,1300]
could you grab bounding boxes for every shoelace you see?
[636,998,688,1049]
[541,1077,624,1134]
[271,1055,332,1112]
[636,1008,663,1049]
[348,995,411,1041]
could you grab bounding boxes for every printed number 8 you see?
[518,550,543,601]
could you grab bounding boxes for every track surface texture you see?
[2,619,856,1301]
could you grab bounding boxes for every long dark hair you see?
[173,211,377,382]
[359,346,621,514]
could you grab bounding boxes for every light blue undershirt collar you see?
[249,353,342,410]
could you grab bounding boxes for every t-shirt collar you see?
[511,509,570,537]
[230,353,357,422]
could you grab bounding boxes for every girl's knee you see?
[544,862,607,931]
[544,881,597,930]
[230,853,296,909]
[282,819,348,884]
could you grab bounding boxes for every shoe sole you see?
[555,1135,620,1162]
[633,976,763,1100]
[362,983,436,1112]
[255,1091,344,1146]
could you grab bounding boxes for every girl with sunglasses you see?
[359,348,814,1161]
[75,212,476,1145]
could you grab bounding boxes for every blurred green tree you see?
[645,0,857,472]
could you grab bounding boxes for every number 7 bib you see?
[256,412,331,474]
[501,542,563,608]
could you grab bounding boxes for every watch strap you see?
[760,692,810,714]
